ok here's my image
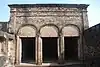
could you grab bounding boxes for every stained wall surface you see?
[0,4,89,67]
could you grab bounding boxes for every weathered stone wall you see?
[7,40,15,66]
[0,39,8,67]
[0,22,8,32]
[7,4,89,67]
[9,6,89,33]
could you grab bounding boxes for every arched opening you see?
[40,26,58,62]
[17,26,36,64]
[62,25,79,60]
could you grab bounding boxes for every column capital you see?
[59,32,63,37]
[36,32,40,37]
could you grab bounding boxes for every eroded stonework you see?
[0,4,89,67]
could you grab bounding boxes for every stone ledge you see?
[8,4,89,9]
[15,62,83,67]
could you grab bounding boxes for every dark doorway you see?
[42,37,58,62]
[21,37,35,63]
[64,37,78,60]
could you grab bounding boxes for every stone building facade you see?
[0,4,89,67]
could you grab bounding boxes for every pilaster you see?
[36,33,42,65]
[58,33,64,63]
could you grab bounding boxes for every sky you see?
[0,0,100,27]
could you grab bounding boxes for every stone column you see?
[78,35,82,60]
[58,34,64,63]
[79,9,88,60]
[78,9,88,60]
[16,36,20,64]
[35,35,38,64]
[36,34,42,65]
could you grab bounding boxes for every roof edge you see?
[8,4,89,9]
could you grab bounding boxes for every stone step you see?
[15,63,86,67]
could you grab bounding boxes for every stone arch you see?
[17,24,37,37]
[62,24,80,37]
[40,24,59,37]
